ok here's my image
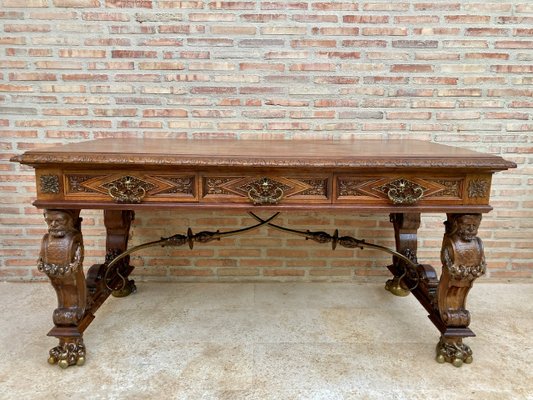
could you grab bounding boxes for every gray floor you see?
[0,281,531,400]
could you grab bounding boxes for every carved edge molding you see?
[19,153,517,170]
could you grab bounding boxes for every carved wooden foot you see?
[38,209,87,368]
[385,213,420,296]
[48,337,86,368]
[436,336,473,367]
[436,213,486,366]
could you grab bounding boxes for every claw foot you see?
[48,338,86,368]
[436,336,473,367]
[112,279,136,298]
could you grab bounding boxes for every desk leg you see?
[386,213,420,296]
[38,209,87,368]
[436,213,486,367]
[104,210,136,297]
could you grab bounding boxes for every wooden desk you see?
[11,138,516,369]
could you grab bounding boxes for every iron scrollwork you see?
[248,212,421,293]
[247,177,285,205]
[104,213,281,292]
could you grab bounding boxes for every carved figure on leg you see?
[38,209,87,368]
[436,213,486,367]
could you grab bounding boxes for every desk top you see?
[12,138,516,170]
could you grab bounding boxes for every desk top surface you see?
[13,138,516,170]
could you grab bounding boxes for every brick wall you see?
[1,0,531,282]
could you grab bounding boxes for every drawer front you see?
[63,172,197,203]
[334,175,470,205]
[200,175,331,204]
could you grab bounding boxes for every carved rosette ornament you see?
[39,209,87,367]
[468,179,489,198]
[436,213,485,366]
[40,175,60,194]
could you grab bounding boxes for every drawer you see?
[334,175,467,205]
[63,171,197,203]
[200,174,331,204]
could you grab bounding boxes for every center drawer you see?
[200,174,332,204]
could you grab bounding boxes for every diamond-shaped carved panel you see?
[336,176,464,204]
[202,175,330,202]
[65,172,196,202]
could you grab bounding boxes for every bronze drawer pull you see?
[107,176,147,203]
[247,177,284,205]
[385,179,424,205]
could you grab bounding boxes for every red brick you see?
[105,0,152,7]
[445,15,491,23]
[82,12,130,21]
[290,63,335,72]
[54,0,101,6]
[241,14,286,22]
[59,49,106,58]
[159,25,205,34]
[317,51,360,59]
[342,40,386,48]
[262,3,308,11]
[109,25,156,34]
[363,27,407,36]
[466,28,509,36]
[212,26,256,35]
[240,63,284,71]
[363,3,408,11]
[3,0,48,7]
[291,39,336,48]
[42,108,88,116]
[35,61,83,69]
[139,62,185,70]
[159,1,203,8]
[491,65,533,74]
[392,40,438,48]
[9,72,56,81]
[62,74,108,81]
[85,38,131,46]
[4,24,51,32]
[496,41,533,49]
[293,14,337,23]
[343,15,388,23]
[112,50,158,58]
[143,109,187,117]
[0,37,26,45]
[390,64,433,73]
[209,1,255,9]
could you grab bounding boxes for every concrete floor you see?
[0,281,531,400]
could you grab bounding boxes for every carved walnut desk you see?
[11,138,516,369]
